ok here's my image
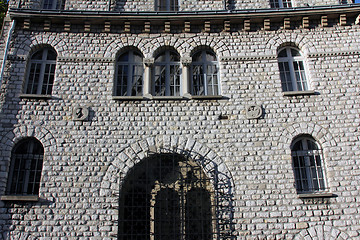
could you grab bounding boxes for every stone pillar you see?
[181,57,192,98]
[143,58,154,97]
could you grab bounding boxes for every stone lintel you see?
[64,20,71,31]
[264,19,270,31]
[284,17,291,29]
[244,19,250,31]
[144,21,151,33]
[184,21,190,32]
[104,20,111,32]
[44,19,51,31]
[23,18,30,30]
[204,21,211,32]
[340,14,347,26]
[84,21,91,32]
[321,15,328,27]
[124,21,131,33]
[302,17,309,29]
[164,21,171,33]
[224,20,230,32]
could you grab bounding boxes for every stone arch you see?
[279,122,337,154]
[0,125,57,157]
[100,135,233,197]
[104,37,151,59]
[101,135,235,238]
[294,225,350,240]
[12,34,64,58]
[265,32,317,56]
[187,36,231,59]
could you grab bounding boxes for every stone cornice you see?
[57,57,114,63]
[308,50,360,58]
[9,5,360,22]
[221,55,277,61]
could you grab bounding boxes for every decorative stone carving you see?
[73,106,89,121]
[181,57,192,66]
[245,105,262,119]
[143,58,154,67]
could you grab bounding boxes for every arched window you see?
[115,49,144,96]
[153,50,181,96]
[6,138,44,196]
[25,47,57,95]
[291,136,326,193]
[191,49,219,96]
[119,153,213,240]
[270,0,292,8]
[155,0,179,11]
[278,47,308,92]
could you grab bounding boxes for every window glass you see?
[155,0,179,11]
[25,48,57,95]
[115,49,144,96]
[291,136,326,193]
[191,49,219,96]
[278,47,309,92]
[6,138,44,196]
[153,50,181,96]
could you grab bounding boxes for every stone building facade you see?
[0,0,359,239]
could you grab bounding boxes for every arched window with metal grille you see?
[291,136,327,193]
[191,49,219,96]
[24,47,57,96]
[118,153,213,240]
[6,138,44,196]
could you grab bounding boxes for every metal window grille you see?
[153,50,181,96]
[118,152,234,240]
[155,0,179,11]
[6,138,44,196]
[191,50,219,96]
[25,48,57,95]
[115,50,144,96]
[278,47,308,92]
[292,137,326,193]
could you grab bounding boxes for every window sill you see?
[298,192,335,198]
[19,94,52,99]
[283,90,316,96]
[150,96,185,100]
[0,195,39,201]
[112,96,144,101]
[190,95,223,100]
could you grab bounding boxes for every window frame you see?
[24,47,57,96]
[155,0,179,11]
[5,138,44,197]
[270,0,292,8]
[291,136,327,194]
[190,49,220,96]
[115,49,144,97]
[277,47,309,92]
[152,50,182,97]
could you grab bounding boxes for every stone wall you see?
[0,11,359,238]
